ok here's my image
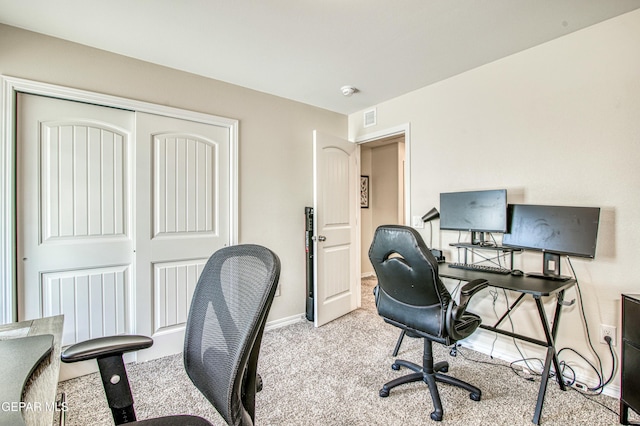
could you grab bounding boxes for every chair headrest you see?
[369,225,447,307]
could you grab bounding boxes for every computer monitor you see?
[439,189,508,245]
[503,204,600,280]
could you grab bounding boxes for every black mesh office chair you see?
[368,225,487,421]
[61,244,281,426]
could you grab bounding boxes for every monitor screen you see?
[439,189,508,233]
[503,204,600,258]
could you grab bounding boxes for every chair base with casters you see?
[380,338,481,422]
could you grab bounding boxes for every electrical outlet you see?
[412,216,424,228]
[572,381,587,391]
[600,324,616,346]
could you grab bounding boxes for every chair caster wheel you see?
[439,366,449,373]
[470,392,481,401]
[379,388,390,397]
[391,363,400,371]
[430,411,443,421]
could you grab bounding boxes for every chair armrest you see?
[445,279,488,342]
[61,335,153,363]
[448,279,488,322]
[458,279,489,310]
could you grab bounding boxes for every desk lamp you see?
[422,207,443,260]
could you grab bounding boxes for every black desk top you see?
[438,263,576,296]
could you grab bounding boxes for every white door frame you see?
[354,123,411,226]
[0,75,239,324]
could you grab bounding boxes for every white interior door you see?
[313,130,360,327]
[134,112,230,361]
[17,94,136,342]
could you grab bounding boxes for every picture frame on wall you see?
[360,175,369,208]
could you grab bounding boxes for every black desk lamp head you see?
[422,207,440,223]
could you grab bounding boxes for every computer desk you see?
[439,263,576,425]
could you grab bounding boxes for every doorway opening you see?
[357,128,409,278]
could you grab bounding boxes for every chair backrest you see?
[368,225,451,341]
[183,244,281,426]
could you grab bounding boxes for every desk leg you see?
[533,346,554,425]
[532,296,567,425]
[550,290,565,338]
[535,296,566,390]
[548,292,568,391]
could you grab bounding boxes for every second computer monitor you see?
[503,204,600,258]
[503,204,600,279]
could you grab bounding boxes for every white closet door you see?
[134,112,230,361]
[17,93,135,347]
[17,95,233,374]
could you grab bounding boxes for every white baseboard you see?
[460,329,619,399]
[264,313,306,331]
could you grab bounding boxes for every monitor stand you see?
[526,252,571,281]
[471,231,495,247]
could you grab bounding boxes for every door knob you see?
[313,235,326,242]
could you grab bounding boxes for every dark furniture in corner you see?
[61,244,281,426]
[368,225,488,421]
[621,294,640,424]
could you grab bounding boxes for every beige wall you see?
[372,143,400,228]
[349,9,640,393]
[0,24,347,323]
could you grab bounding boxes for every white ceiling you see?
[1,0,639,114]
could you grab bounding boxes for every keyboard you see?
[448,262,511,275]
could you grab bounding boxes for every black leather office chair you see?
[61,244,281,426]
[369,225,487,421]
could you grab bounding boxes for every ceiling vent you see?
[364,108,376,128]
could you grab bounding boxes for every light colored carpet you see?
[57,277,623,425]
